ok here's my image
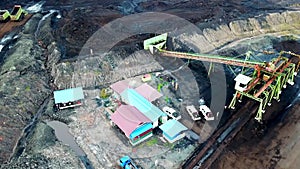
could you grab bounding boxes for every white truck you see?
[162,106,181,121]
[199,105,214,121]
[186,105,201,121]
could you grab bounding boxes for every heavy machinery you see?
[0,10,10,22]
[119,156,138,169]
[0,5,27,22]
[10,5,27,21]
[144,33,300,122]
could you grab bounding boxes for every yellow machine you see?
[10,5,28,21]
[0,10,10,22]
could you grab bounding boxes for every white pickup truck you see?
[162,106,181,121]
[186,105,201,121]
[199,105,214,121]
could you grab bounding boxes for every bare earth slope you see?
[212,101,300,169]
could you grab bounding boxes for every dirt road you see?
[0,14,32,39]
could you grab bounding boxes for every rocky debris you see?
[0,34,51,163]
[0,11,63,164]
[23,14,43,35]
[2,123,54,169]
[25,122,56,155]
[2,122,83,169]
[52,46,163,89]
[46,42,62,72]
[41,143,84,169]
[34,13,56,47]
[2,154,50,169]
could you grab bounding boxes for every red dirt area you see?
[0,14,32,39]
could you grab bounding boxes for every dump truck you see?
[10,5,27,21]
[0,10,10,22]
[120,156,138,169]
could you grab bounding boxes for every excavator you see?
[144,33,300,122]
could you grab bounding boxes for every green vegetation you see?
[146,138,158,146]
[25,86,31,92]
[94,70,101,76]
[164,142,175,149]
[165,96,172,104]
[100,88,109,99]
[157,83,164,92]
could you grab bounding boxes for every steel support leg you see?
[228,91,238,109]
[255,99,264,122]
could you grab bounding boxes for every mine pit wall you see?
[177,11,300,53]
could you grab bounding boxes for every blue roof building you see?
[121,89,167,128]
[53,87,84,110]
[159,119,188,143]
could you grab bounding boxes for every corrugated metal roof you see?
[130,123,152,139]
[234,74,252,84]
[135,83,162,102]
[159,120,188,138]
[53,87,84,104]
[111,105,152,138]
[110,80,132,94]
[121,89,166,122]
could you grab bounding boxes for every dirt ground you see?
[211,85,300,169]
[211,101,300,169]
[67,74,198,169]
[0,14,32,39]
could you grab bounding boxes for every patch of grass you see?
[25,86,31,92]
[146,138,158,146]
[164,142,174,149]
[94,70,101,76]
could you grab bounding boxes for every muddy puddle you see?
[47,120,94,169]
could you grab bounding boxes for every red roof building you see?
[135,83,162,102]
[110,105,153,145]
[110,80,132,94]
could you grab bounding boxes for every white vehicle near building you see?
[199,105,214,121]
[162,106,181,121]
[186,105,201,121]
